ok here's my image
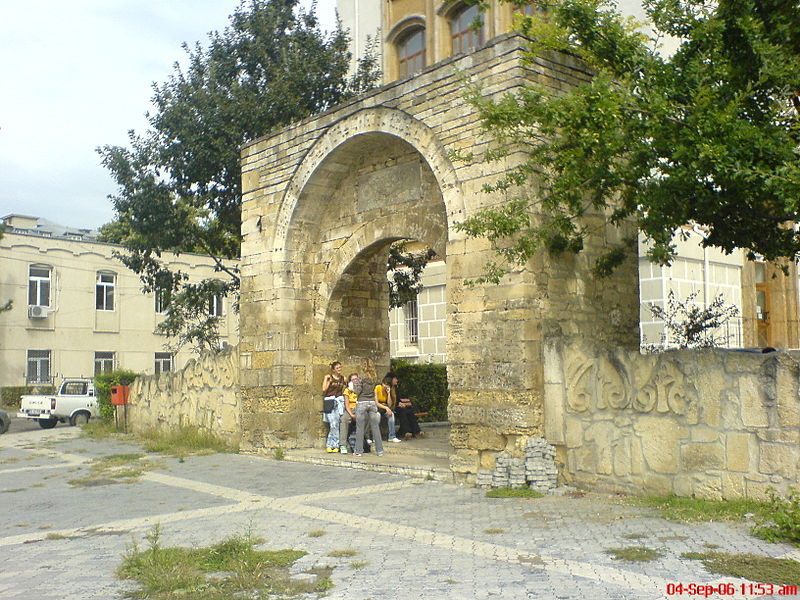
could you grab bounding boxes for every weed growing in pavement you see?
[752,488,800,545]
[486,487,544,499]
[139,427,236,457]
[605,546,663,562]
[624,494,769,522]
[68,453,161,487]
[350,561,368,569]
[484,528,505,534]
[2,488,25,493]
[682,551,800,585]
[273,448,285,461]
[327,549,358,558]
[623,533,646,540]
[308,530,326,538]
[117,524,323,599]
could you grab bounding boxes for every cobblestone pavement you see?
[1,427,797,600]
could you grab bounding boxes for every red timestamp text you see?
[666,582,799,597]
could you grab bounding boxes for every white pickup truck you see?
[17,379,97,429]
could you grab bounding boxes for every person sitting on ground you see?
[393,373,423,439]
[338,373,359,453]
[376,373,401,443]
[353,358,384,457]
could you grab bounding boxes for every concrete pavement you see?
[0,426,797,599]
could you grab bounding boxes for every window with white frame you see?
[404,297,419,345]
[94,352,115,375]
[28,265,51,307]
[26,350,51,384]
[154,352,173,374]
[96,272,115,311]
[208,293,223,317]
[155,289,169,314]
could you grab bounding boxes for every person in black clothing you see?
[390,373,422,439]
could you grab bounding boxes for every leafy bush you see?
[752,487,800,545]
[94,370,140,419]
[1,385,55,408]
[390,360,449,421]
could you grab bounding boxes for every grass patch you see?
[117,525,321,600]
[484,528,505,534]
[272,448,285,461]
[139,427,236,458]
[45,532,72,540]
[350,561,368,569]
[486,487,544,499]
[2,488,25,493]
[327,549,358,558]
[682,551,800,585]
[624,494,769,522]
[308,530,326,538]
[623,533,646,540]
[81,421,236,458]
[68,453,160,487]
[81,419,125,439]
[605,546,663,562]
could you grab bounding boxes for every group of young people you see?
[321,358,423,456]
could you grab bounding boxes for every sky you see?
[0,0,338,231]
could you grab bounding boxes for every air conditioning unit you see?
[28,305,50,319]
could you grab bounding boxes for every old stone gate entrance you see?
[238,34,640,481]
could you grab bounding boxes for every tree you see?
[643,290,740,351]
[456,0,800,283]
[98,0,380,352]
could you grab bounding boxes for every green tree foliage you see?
[98,0,380,352]
[457,0,800,282]
[643,290,740,351]
[94,370,140,420]
[387,242,437,308]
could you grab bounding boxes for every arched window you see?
[397,28,426,78]
[450,4,484,54]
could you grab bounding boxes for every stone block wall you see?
[545,342,800,499]
[127,346,240,446]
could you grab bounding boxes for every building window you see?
[404,297,419,345]
[96,272,115,311]
[27,350,51,384]
[155,290,169,314]
[154,352,173,375]
[755,262,770,346]
[451,4,484,54]
[94,352,115,375]
[397,28,426,78]
[28,265,51,307]
[208,294,223,317]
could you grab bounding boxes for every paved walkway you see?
[0,427,797,600]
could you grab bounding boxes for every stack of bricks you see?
[525,438,558,493]
[476,438,558,492]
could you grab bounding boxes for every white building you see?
[0,214,238,387]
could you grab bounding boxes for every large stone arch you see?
[238,34,641,481]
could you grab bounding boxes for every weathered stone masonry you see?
[238,33,640,479]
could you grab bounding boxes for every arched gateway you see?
[238,34,640,481]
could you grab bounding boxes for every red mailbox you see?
[110,385,130,406]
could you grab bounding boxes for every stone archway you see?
[238,36,641,481]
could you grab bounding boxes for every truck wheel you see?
[0,414,9,435]
[70,412,90,426]
[38,418,58,429]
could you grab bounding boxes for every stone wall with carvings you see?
[127,346,240,446]
[544,342,800,499]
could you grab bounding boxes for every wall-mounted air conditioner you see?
[28,305,50,319]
